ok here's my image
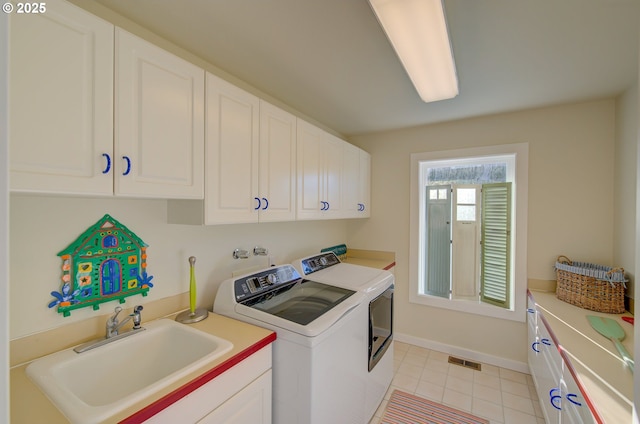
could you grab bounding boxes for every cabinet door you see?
[115,29,204,199]
[198,370,272,424]
[359,149,371,217]
[528,302,562,424]
[205,72,260,224]
[341,143,361,218]
[296,120,325,220]
[9,0,113,195]
[560,364,596,423]
[323,134,343,218]
[258,101,296,222]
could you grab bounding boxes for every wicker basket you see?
[555,255,627,313]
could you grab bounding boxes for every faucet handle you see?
[110,306,123,323]
[131,305,143,329]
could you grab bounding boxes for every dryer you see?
[294,252,394,422]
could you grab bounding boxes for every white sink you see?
[26,318,233,424]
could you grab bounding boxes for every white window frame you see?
[409,143,528,322]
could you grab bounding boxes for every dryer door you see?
[369,285,393,371]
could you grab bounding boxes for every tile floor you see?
[369,341,546,424]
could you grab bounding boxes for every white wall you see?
[1,10,9,423]
[615,84,638,299]
[6,0,354,342]
[348,99,617,366]
[9,195,348,339]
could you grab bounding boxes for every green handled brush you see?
[175,256,209,324]
[587,315,634,373]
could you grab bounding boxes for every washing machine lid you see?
[222,264,365,337]
[242,279,355,325]
[295,252,392,294]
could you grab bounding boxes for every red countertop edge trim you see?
[383,262,396,271]
[119,331,276,424]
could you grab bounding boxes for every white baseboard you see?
[394,332,530,374]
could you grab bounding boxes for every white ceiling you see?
[94,0,639,136]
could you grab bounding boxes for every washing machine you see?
[294,252,394,422]
[213,264,370,424]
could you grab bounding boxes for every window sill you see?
[409,292,525,322]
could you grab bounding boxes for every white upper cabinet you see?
[358,149,371,217]
[296,120,324,220]
[9,4,204,199]
[258,100,297,222]
[339,142,372,219]
[323,134,344,218]
[342,143,361,217]
[204,73,296,225]
[9,0,369,221]
[358,150,371,218]
[115,29,204,198]
[9,0,114,195]
[205,72,260,224]
[296,120,343,220]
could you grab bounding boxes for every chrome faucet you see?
[74,305,145,353]
[106,305,143,338]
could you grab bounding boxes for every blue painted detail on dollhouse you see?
[50,214,153,317]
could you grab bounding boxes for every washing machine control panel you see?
[234,265,300,302]
[300,252,341,275]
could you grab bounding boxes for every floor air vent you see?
[448,356,482,371]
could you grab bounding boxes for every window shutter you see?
[480,183,511,307]
[424,185,451,298]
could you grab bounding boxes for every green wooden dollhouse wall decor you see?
[49,214,154,317]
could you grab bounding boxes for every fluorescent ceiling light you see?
[369,0,458,103]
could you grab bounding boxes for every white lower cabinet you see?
[527,294,596,424]
[198,371,271,424]
[143,345,272,424]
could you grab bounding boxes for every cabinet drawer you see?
[143,345,272,423]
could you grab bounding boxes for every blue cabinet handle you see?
[262,198,269,210]
[102,153,111,174]
[254,197,261,210]
[566,393,582,406]
[531,341,540,352]
[567,393,582,406]
[549,388,562,410]
[122,156,131,176]
[548,388,582,410]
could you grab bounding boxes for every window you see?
[409,143,528,322]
